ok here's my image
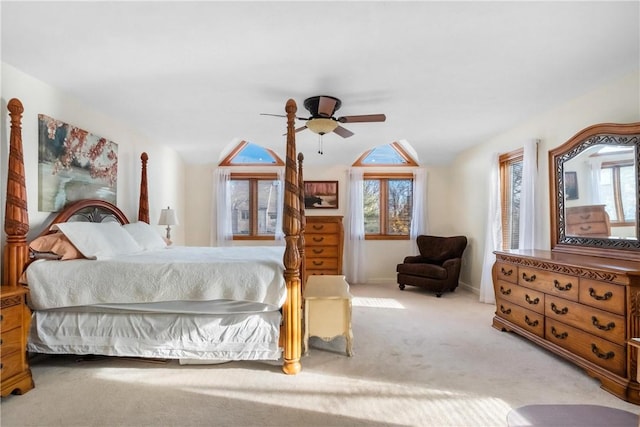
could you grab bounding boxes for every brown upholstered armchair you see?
[396,235,468,297]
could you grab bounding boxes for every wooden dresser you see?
[304,216,344,283]
[565,205,611,237]
[492,250,640,404]
[1,286,34,396]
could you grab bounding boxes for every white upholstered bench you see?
[303,275,353,356]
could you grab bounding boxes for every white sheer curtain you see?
[519,139,539,250]
[345,168,366,284]
[589,158,604,204]
[479,153,501,304]
[274,169,285,242]
[410,167,428,254]
[214,168,232,246]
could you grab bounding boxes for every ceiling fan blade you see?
[261,113,310,121]
[333,125,354,138]
[337,114,386,123]
[282,125,308,136]
[317,96,337,117]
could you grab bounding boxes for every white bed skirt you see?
[29,309,282,361]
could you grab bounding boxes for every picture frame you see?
[304,181,338,209]
[564,171,579,200]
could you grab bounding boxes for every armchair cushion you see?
[396,262,447,280]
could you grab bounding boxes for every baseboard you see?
[458,280,479,295]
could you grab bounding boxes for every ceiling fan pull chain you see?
[318,135,324,155]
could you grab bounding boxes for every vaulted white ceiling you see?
[2,1,638,166]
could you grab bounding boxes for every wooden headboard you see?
[2,97,304,375]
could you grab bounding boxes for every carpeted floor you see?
[1,282,638,426]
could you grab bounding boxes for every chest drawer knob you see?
[499,305,511,315]
[525,294,539,305]
[550,302,568,315]
[551,327,568,339]
[553,280,572,291]
[499,286,511,295]
[591,316,615,331]
[591,344,614,360]
[589,288,613,301]
[500,267,513,277]
[522,273,536,282]
[524,316,539,327]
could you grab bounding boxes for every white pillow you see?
[52,221,142,259]
[123,222,167,251]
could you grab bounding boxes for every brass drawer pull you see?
[312,249,324,254]
[500,267,513,276]
[551,327,568,339]
[579,214,591,220]
[313,237,324,243]
[589,288,612,301]
[522,273,536,282]
[553,280,572,291]
[591,316,615,331]
[499,286,511,296]
[312,225,324,230]
[524,316,539,327]
[550,303,568,315]
[312,261,324,266]
[525,294,539,305]
[579,225,592,231]
[499,305,511,315]
[591,344,614,360]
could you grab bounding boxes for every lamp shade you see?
[158,207,179,226]
[306,118,338,135]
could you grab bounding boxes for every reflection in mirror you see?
[563,144,637,240]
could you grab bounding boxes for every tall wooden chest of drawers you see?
[304,216,344,283]
[1,286,34,396]
[565,204,611,237]
[492,249,640,404]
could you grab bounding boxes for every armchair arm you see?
[442,258,462,275]
[402,255,431,264]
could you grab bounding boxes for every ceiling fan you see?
[261,95,386,153]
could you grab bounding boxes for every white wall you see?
[448,70,640,294]
[0,63,185,265]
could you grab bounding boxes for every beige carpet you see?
[1,282,638,426]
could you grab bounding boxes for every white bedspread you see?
[25,246,286,310]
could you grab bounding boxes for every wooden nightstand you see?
[1,286,34,396]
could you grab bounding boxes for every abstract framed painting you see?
[38,114,118,212]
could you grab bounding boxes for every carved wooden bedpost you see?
[3,99,29,288]
[138,152,150,223]
[297,152,306,291]
[282,99,302,375]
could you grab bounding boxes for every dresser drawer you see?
[495,262,517,284]
[566,208,608,225]
[306,234,340,246]
[496,298,544,338]
[0,304,22,331]
[518,267,578,301]
[307,222,341,234]
[566,222,609,236]
[579,279,625,315]
[1,327,23,357]
[546,318,625,376]
[306,258,339,270]
[495,280,544,314]
[306,246,339,258]
[306,270,340,277]
[0,352,23,382]
[545,295,625,344]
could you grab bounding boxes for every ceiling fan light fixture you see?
[306,118,338,135]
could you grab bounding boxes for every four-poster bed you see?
[1,97,305,396]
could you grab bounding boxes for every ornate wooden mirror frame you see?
[549,122,640,261]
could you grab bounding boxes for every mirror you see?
[549,122,640,261]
